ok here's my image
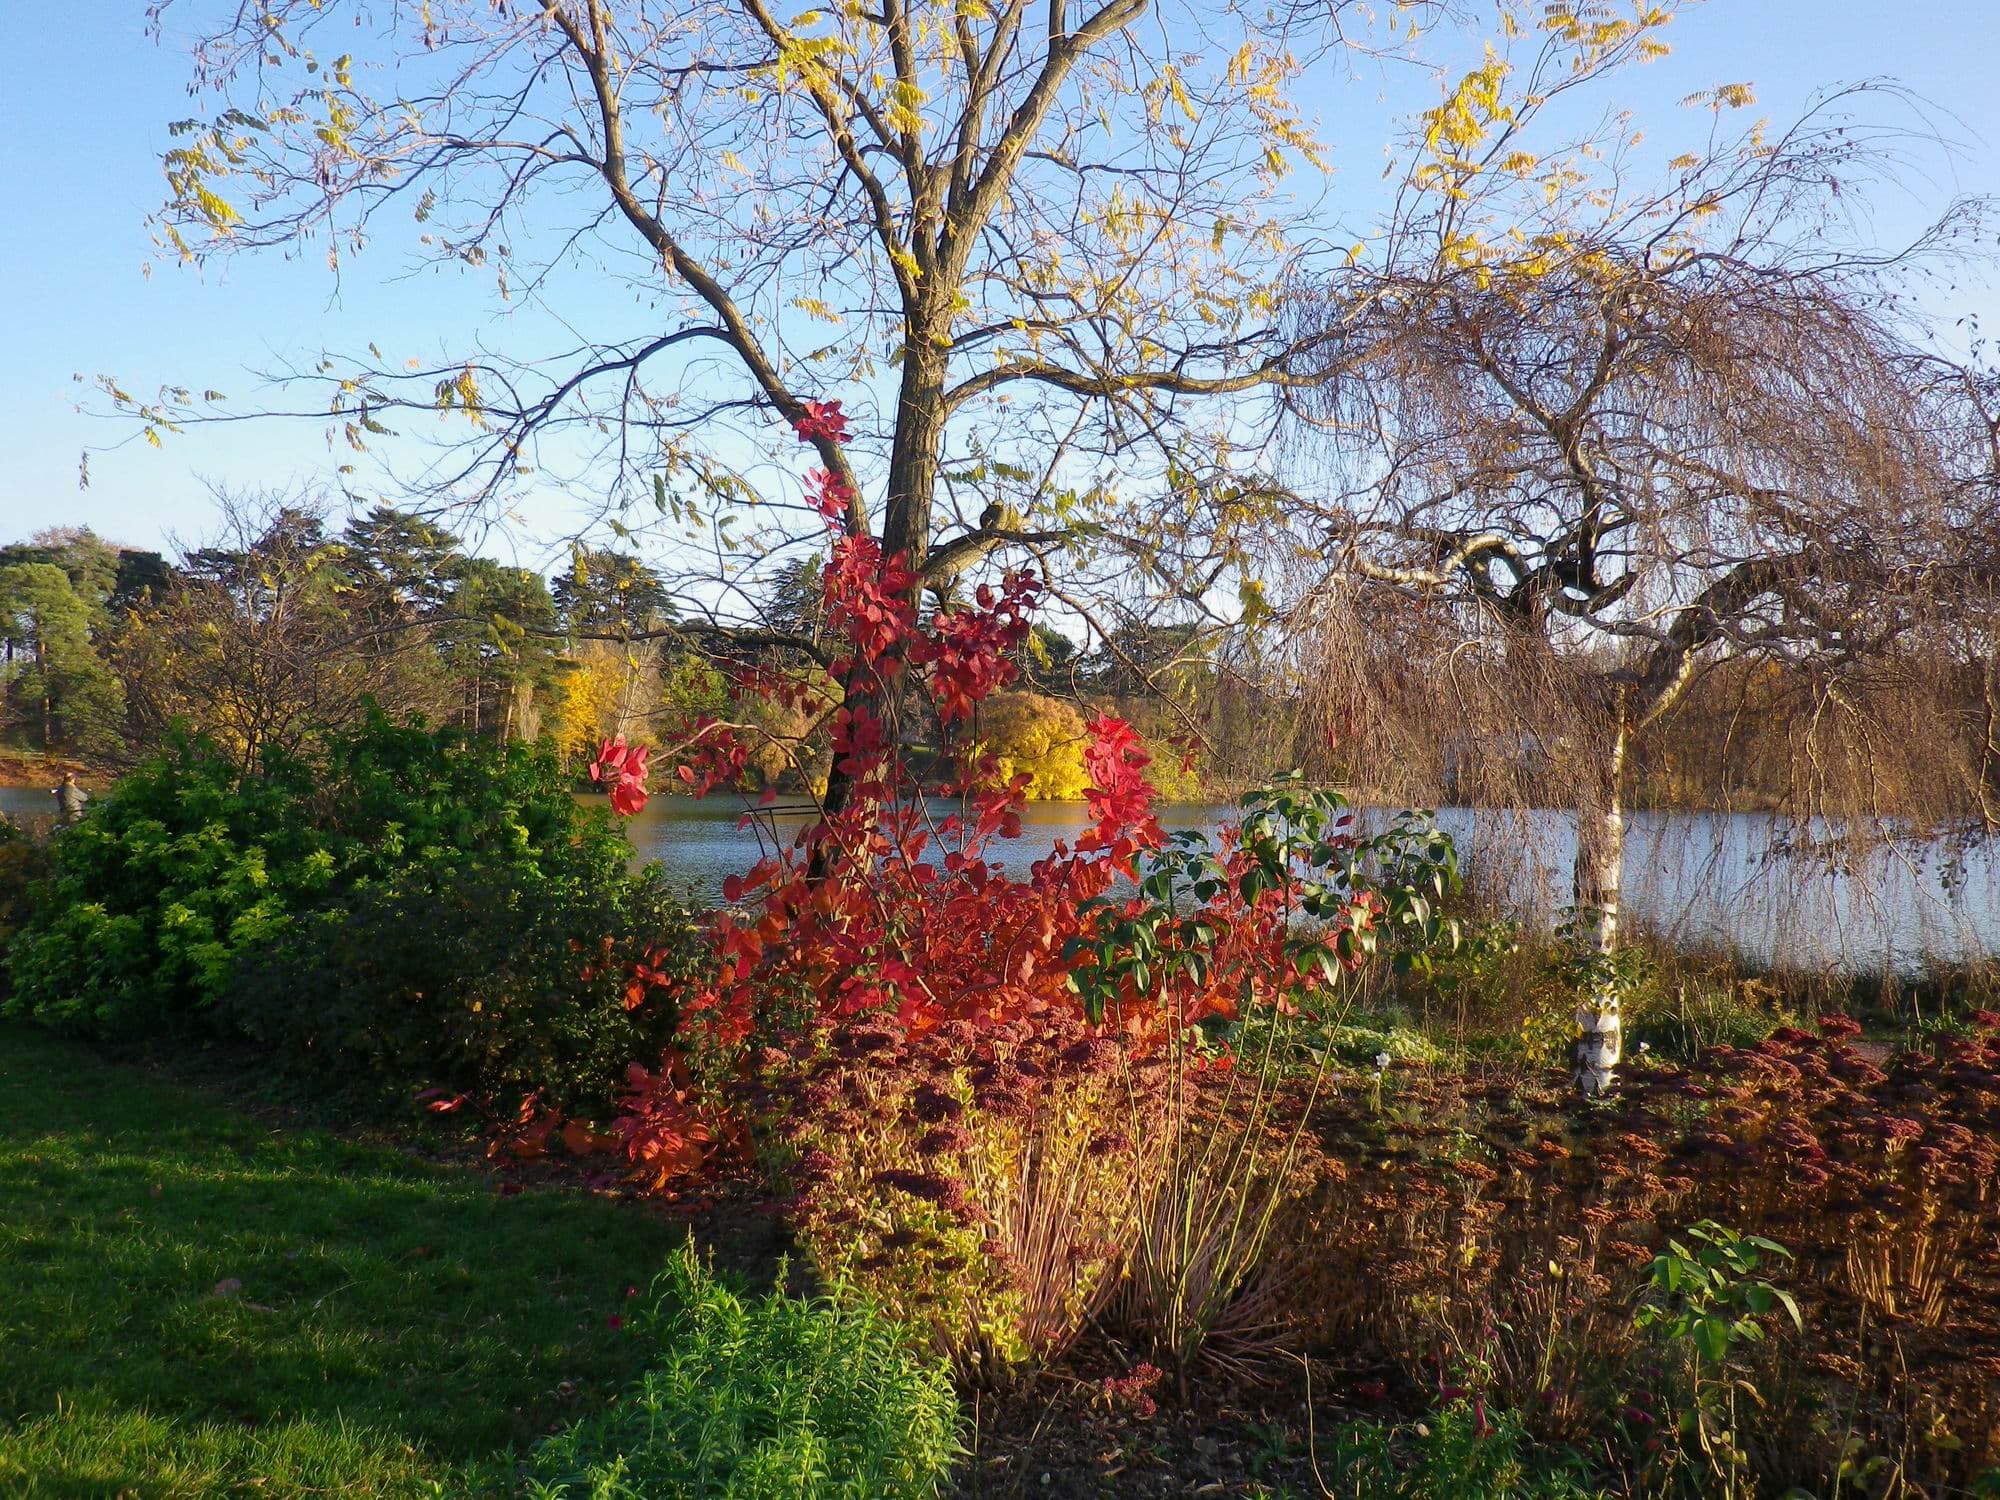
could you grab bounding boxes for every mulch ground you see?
[956,1345,1388,1499]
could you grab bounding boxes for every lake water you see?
[610,796,2000,976]
[9,781,1996,975]
[0,786,61,828]
[608,800,2000,976]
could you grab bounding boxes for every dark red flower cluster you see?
[1100,1361,1165,1420]
[1296,1009,2000,1479]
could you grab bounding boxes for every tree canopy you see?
[123,2,1709,664]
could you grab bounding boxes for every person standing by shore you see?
[53,771,88,825]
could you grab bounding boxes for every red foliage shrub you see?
[587,397,1434,1377]
[613,1050,748,1195]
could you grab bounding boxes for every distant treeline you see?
[8,507,1991,820]
[0,507,1200,796]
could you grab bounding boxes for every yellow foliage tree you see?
[976,691,1089,801]
[138,0,1688,824]
[550,648,629,765]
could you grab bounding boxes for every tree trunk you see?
[34,637,52,750]
[815,338,948,835]
[513,677,542,743]
[1572,711,1628,1094]
[878,357,945,570]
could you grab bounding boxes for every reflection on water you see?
[9,781,1994,975]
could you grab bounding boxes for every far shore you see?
[0,751,107,790]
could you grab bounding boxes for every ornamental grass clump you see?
[769,1008,1151,1376]
[1074,779,1463,1393]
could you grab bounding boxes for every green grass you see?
[0,1024,687,1497]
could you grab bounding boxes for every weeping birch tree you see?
[1286,89,1997,1090]
[118,0,1695,809]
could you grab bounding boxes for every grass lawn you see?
[0,1024,689,1497]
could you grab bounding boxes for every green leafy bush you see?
[226,856,699,1112]
[6,732,320,1032]
[506,1245,962,1499]
[5,715,695,1107]
[0,816,51,995]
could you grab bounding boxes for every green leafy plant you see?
[7,728,323,1032]
[503,1245,962,1499]
[1633,1220,1803,1497]
[1321,1401,1604,1499]
[6,714,684,1109]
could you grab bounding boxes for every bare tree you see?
[1285,91,1997,1089]
[118,0,1698,812]
[113,493,450,768]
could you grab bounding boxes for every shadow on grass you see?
[0,1024,701,1496]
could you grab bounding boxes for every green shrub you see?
[226,855,700,1112]
[504,1245,962,1499]
[6,733,319,1032]
[0,816,51,995]
[1323,1016,1448,1068]
[5,715,693,1107]
[1623,975,1778,1063]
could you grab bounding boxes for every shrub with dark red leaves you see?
[1289,1010,2000,1487]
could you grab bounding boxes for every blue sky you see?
[2,1,1995,558]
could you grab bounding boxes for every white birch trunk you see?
[1572,713,1628,1094]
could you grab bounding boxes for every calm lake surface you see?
[613,796,2000,976]
[0,787,61,827]
[9,782,1996,975]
